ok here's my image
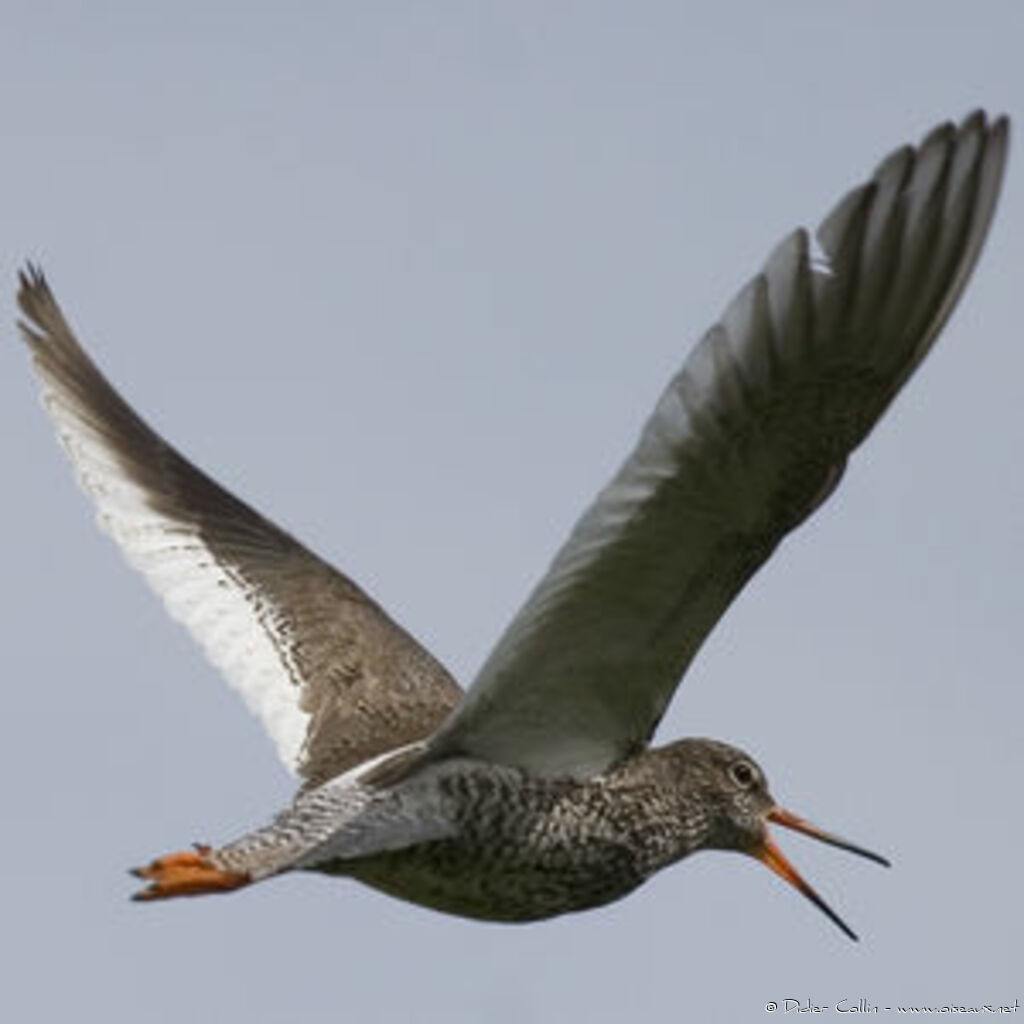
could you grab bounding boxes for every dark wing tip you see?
[959,108,1009,132]
[919,118,956,152]
[16,262,65,354]
[15,265,94,380]
[952,109,1010,168]
[17,261,51,317]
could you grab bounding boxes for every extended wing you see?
[429,111,1008,778]
[19,271,462,790]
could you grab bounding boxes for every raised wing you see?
[19,271,462,790]
[429,111,1009,778]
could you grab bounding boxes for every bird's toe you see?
[130,847,250,901]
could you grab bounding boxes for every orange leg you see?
[131,845,250,901]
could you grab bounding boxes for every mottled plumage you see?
[213,740,846,924]
[18,111,1008,940]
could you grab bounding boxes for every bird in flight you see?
[18,111,1007,941]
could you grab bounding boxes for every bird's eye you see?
[729,761,758,789]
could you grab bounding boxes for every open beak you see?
[754,806,890,942]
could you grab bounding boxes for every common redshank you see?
[18,111,1008,941]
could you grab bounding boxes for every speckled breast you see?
[321,761,691,922]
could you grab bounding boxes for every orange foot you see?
[131,844,250,901]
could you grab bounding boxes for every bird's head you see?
[659,738,889,941]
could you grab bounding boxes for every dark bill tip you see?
[756,835,860,942]
[767,807,890,868]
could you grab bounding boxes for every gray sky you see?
[1,3,1021,1022]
